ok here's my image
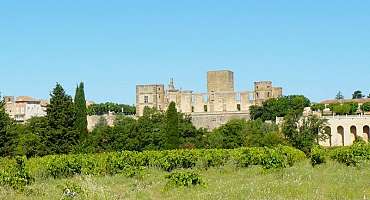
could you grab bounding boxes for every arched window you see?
[324,127,332,146]
[337,126,344,146]
[363,125,370,142]
[350,126,357,144]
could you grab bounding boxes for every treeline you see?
[0,82,328,158]
[0,83,88,157]
[87,103,136,116]
[311,102,370,115]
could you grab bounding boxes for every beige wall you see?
[319,115,370,146]
[207,70,234,93]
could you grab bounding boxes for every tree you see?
[368,93,370,98]
[352,90,364,99]
[282,113,329,155]
[250,95,311,121]
[46,83,78,154]
[165,102,180,149]
[74,82,88,135]
[335,91,344,100]
[0,95,16,156]
[87,102,136,115]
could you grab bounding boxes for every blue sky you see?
[1,0,369,104]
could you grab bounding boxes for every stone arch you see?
[363,125,370,142]
[350,126,357,144]
[337,126,344,146]
[324,126,332,146]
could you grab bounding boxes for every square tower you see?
[207,70,234,93]
[136,84,165,116]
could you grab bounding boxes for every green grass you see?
[1,161,369,200]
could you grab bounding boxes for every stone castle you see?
[136,70,282,129]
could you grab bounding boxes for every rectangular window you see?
[237,104,241,111]
[144,96,149,103]
[204,105,208,112]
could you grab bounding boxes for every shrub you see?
[165,170,204,187]
[46,155,82,178]
[329,142,370,166]
[0,157,34,191]
[310,145,326,167]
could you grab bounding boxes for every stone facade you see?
[254,81,283,106]
[319,115,370,146]
[4,96,48,122]
[136,70,283,129]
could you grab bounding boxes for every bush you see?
[46,155,82,178]
[310,145,326,167]
[165,170,204,187]
[0,157,34,191]
[329,142,370,166]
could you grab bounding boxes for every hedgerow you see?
[0,146,306,183]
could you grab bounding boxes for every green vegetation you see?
[74,82,88,135]
[87,102,135,116]
[352,90,365,99]
[0,144,369,199]
[361,102,370,112]
[250,95,310,121]
[335,91,344,100]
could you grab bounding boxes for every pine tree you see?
[74,82,88,135]
[165,102,179,149]
[335,91,344,100]
[46,83,78,154]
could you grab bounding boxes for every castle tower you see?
[207,70,234,93]
[254,81,283,105]
[136,84,165,116]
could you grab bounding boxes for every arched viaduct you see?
[320,115,370,146]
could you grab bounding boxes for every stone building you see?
[319,115,370,146]
[136,70,283,129]
[4,96,48,122]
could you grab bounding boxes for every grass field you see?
[1,160,369,200]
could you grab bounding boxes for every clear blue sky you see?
[1,0,369,104]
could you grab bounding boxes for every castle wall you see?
[191,112,250,130]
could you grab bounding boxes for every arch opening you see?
[337,126,344,146]
[350,126,357,144]
[363,125,370,142]
[324,126,332,146]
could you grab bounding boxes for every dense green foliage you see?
[250,95,310,121]
[74,82,88,135]
[206,119,286,149]
[0,96,14,156]
[311,103,325,112]
[0,157,33,191]
[328,102,359,115]
[0,146,305,183]
[361,102,370,112]
[311,142,370,167]
[87,102,136,115]
[165,170,204,187]
[282,114,329,155]
[352,90,364,99]
[165,102,180,149]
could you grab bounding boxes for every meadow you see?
[0,144,369,200]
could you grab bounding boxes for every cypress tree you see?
[74,82,88,135]
[165,102,179,149]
